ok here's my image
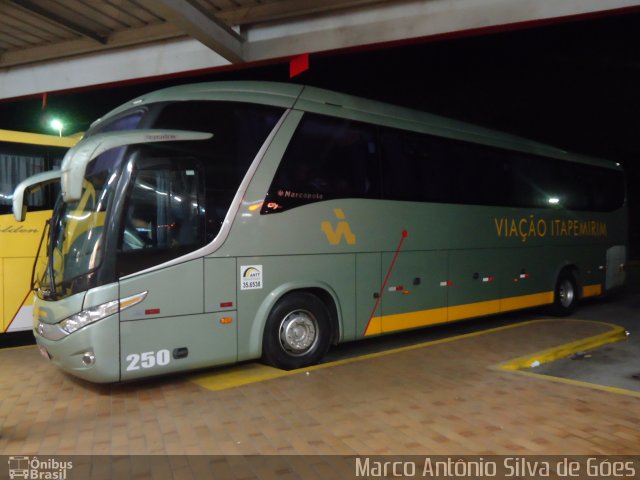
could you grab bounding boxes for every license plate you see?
[38,345,51,361]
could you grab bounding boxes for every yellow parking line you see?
[496,322,627,371]
[190,362,292,391]
[190,319,627,392]
[191,319,548,391]
[492,322,640,398]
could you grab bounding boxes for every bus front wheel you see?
[550,272,578,316]
[262,292,331,370]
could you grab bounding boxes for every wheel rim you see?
[278,309,318,356]
[558,279,575,308]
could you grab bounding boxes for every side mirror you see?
[12,170,62,222]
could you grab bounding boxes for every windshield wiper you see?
[43,212,61,301]
[30,218,49,293]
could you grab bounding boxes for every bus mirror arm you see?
[12,170,62,222]
[12,184,26,222]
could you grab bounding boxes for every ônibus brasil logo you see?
[8,456,73,479]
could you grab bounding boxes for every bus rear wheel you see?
[262,292,331,370]
[550,272,578,316]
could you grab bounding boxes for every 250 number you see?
[126,350,170,371]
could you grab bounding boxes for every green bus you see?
[15,82,627,383]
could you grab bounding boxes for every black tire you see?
[550,272,578,316]
[262,292,332,370]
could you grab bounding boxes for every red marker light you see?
[289,53,309,78]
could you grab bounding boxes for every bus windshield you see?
[41,147,124,299]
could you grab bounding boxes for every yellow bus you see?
[0,129,79,340]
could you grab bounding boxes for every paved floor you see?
[1,317,639,457]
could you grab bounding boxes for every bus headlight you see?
[60,300,120,334]
[55,292,148,337]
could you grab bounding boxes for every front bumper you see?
[34,314,121,383]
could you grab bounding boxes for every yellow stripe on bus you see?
[364,285,603,337]
[366,316,382,336]
[365,291,556,337]
[381,307,447,334]
[582,284,602,298]
[449,299,500,322]
[499,291,555,313]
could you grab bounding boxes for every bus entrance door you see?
[118,259,238,380]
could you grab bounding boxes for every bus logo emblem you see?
[321,208,356,245]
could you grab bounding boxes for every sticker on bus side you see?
[240,265,263,290]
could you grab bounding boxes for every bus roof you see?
[92,81,620,171]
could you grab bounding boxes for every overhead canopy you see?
[0,0,638,100]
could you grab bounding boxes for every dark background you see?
[1,10,638,255]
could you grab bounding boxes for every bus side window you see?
[262,113,380,213]
[117,156,205,277]
[0,146,55,214]
[445,141,512,207]
[510,155,624,211]
[151,101,284,237]
[380,129,449,203]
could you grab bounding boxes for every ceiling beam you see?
[138,0,244,63]
[0,37,230,101]
[9,0,108,44]
[217,0,395,26]
[2,0,639,100]
[0,23,185,68]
